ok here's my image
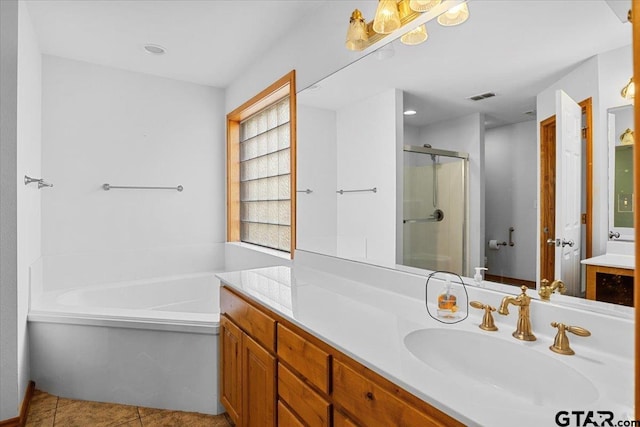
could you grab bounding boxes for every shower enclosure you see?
[402,145,468,276]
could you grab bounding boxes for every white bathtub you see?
[28,272,223,415]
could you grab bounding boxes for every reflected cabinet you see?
[585,265,634,307]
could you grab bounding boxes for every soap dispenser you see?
[437,274,458,318]
[474,267,488,286]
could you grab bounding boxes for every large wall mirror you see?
[296,0,634,313]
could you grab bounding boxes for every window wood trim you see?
[226,71,297,257]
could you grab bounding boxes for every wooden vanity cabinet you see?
[585,264,634,307]
[220,285,463,427]
[220,288,277,427]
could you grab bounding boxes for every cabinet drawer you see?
[278,363,331,427]
[278,401,304,427]
[333,360,449,427]
[221,286,276,352]
[334,409,359,427]
[277,324,330,393]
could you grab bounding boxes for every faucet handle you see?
[470,301,498,331]
[549,322,591,355]
[538,279,566,301]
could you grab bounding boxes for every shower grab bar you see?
[24,175,53,189]
[103,184,183,192]
[337,187,377,195]
[297,189,313,194]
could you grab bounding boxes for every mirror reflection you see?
[296,0,633,309]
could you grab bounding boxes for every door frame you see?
[539,98,593,283]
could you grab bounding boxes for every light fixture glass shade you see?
[437,2,470,26]
[345,9,369,51]
[373,0,401,34]
[621,77,635,100]
[400,24,428,45]
[409,0,442,12]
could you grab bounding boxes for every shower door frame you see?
[402,145,470,276]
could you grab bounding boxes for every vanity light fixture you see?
[373,0,402,34]
[345,9,369,51]
[401,24,428,45]
[404,109,418,115]
[345,0,469,51]
[437,2,470,26]
[621,77,635,101]
[409,0,442,12]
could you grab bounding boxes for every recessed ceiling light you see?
[404,109,417,116]
[143,44,166,55]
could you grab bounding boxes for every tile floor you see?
[26,390,233,427]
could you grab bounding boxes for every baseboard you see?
[0,381,35,427]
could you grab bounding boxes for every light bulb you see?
[437,2,470,26]
[373,0,401,34]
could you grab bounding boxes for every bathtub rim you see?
[30,271,221,334]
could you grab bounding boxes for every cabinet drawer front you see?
[278,401,305,427]
[221,286,276,352]
[333,360,447,427]
[278,364,331,427]
[277,324,330,393]
[334,409,359,427]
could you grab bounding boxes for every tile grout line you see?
[52,396,59,427]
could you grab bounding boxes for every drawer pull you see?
[365,392,375,401]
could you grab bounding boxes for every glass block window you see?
[238,97,291,252]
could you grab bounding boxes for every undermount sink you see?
[404,328,599,406]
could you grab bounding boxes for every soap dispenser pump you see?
[474,267,488,286]
[437,274,458,318]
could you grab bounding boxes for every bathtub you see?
[28,272,223,415]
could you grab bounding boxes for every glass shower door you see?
[402,146,468,275]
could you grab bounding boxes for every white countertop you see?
[217,266,634,427]
[581,253,634,269]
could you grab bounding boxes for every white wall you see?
[41,56,226,291]
[0,0,20,420]
[224,1,371,114]
[336,89,400,265]
[485,120,537,282]
[296,105,337,255]
[418,113,485,274]
[16,0,42,407]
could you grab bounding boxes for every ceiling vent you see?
[467,92,496,101]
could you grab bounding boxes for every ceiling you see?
[298,0,632,128]
[25,0,632,127]
[25,0,328,88]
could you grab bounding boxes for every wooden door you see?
[540,116,557,282]
[243,334,276,427]
[555,90,582,294]
[220,316,242,426]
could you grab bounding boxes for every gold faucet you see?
[470,301,498,331]
[549,322,591,355]
[498,285,536,341]
[538,279,566,301]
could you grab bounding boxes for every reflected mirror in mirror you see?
[296,0,633,311]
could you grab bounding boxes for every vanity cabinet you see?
[220,285,463,427]
[585,264,634,307]
[220,288,277,427]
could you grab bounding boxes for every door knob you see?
[609,231,620,239]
